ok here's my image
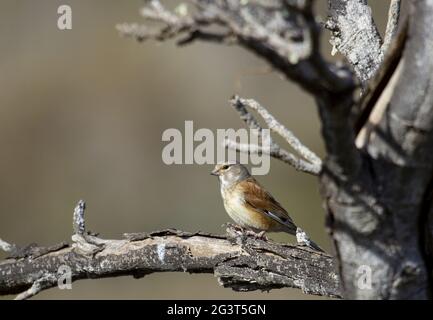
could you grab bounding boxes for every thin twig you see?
[224,139,321,175]
[118,0,353,96]
[226,96,322,175]
[14,275,55,300]
[73,200,86,235]
[117,0,226,45]
[234,97,321,166]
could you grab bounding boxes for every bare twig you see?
[14,275,56,300]
[236,97,321,166]
[71,200,107,256]
[118,0,353,96]
[117,1,228,45]
[382,0,402,54]
[118,0,361,178]
[118,0,358,176]
[224,139,320,175]
[73,200,86,235]
[226,96,322,175]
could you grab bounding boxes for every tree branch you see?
[0,201,342,299]
[225,96,322,175]
[118,0,353,96]
[326,0,384,85]
[118,1,360,177]
[14,275,56,300]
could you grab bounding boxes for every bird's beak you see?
[210,169,219,176]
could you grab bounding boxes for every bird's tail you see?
[305,238,325,252]
[295,228,325,253]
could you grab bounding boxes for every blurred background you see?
[0,0,391,299]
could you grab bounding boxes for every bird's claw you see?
[224,223,268,241]
[255,231,269,241]
[243,230,268,241]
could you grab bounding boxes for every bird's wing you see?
[239,177,297,232]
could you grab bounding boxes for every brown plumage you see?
[211,162,323,252]
[238,177,297,234]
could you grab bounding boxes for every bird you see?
[211,162,324,252]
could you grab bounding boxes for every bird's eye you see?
[221,165,229,170]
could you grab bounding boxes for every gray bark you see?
[326,0,384,86]
[0,229,341,299]
[321,0,433,299]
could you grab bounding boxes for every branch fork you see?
[225,95,322,175]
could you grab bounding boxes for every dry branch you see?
[0,230,341,299]
[225,96,322,175]
[117,0,357,177]
[326,0,384,85]
[117,0,353,96]
[0,201,341,299]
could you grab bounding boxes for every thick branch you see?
[0,201,341,299]
[0,229,341,299]
[322,0,433,299]
[326,0,384,85]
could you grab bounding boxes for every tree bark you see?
[0,229,341,299]
[321,0,433,299]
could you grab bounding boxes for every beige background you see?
[0,1,390,299]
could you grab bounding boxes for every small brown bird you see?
[211,162,323,252]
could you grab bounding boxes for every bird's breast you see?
[221,186,275,231]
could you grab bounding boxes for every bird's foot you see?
[224,223,269,242]
[243,230,268,241]
[256,230,269,241]
[223,222,243,232]
[224,223,246,238]
[225,223,247,245]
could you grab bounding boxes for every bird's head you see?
[211,162,251,187]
